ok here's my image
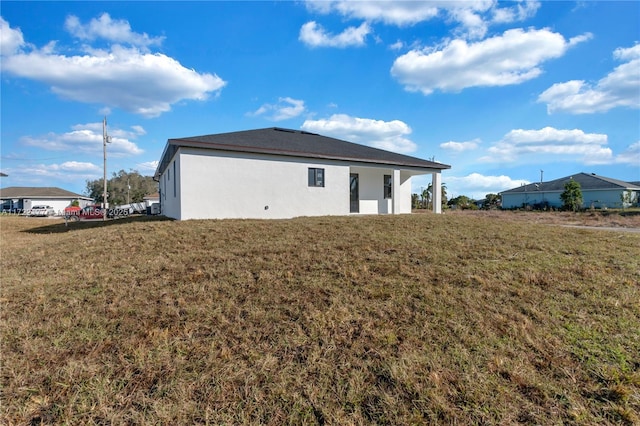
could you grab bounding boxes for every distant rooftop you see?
[0,186,91,199]
[500,173,640,194]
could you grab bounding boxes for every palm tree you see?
[441,183,447,207]
[422,186,431,209]
[411,193,420,210]
[424,182,447,210]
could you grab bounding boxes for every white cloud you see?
[3,161,101,186]
[304,1,441,26]
[391,28,589,95]
[538,43,640,114]
[449,6,489,40]
[389,40,404,50]
[301,113,417,153]
[492,1,540,24]
[615,43,640,61]
[446,173,530,198]
[0,16,226,117]
[481,127,613,165]
[137,160,159,171]
[21,122,145,157]
[299,21,371,48]
[54,161,101,172]
[615,141,640,165]
[0,16,26,55]
[440,139,480,152]
[502,127,607,145]
[249,97,306,121]
[64,13,164,49]
[304,1,539,39]
[568,33,593,47]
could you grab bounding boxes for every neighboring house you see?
[154,127,450,220]
[143,193,160,207]
[143,192,161,214]
[0,187,93,215]
[500,173,640,209]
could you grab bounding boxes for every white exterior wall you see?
[169,148,350,220]
[159,155,182,219]
[159,147,429,220]
[49,200,76,215]
[20,198,91,215]
[350,166,413,215]
[397,170,413,214]
[352,167,388,214]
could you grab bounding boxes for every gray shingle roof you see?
[0,187,91,199]
[155,127,450,178]
[500,173,640,194]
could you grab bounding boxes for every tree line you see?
[85,170,157,206]
[411,180,590,212]
[412,186,503,211]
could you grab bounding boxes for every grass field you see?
[1,212,639,425]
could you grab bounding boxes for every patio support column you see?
[432,172,442,214]
[392,168,401,214]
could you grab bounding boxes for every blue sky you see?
[1,1,638,199]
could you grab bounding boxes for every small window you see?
[384,174,392,199]
[308,168,325,187]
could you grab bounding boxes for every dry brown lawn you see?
[1,211,639,425]
[446,208,640,229]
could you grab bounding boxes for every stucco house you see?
[500,173,640,209]
[154,127,450,220]
[0,187,94,215]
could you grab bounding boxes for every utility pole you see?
[102,117,112,221]
[540,169,544,183]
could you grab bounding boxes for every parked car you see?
[63,205,82,220]
[29,205,56,217]
[64,205,102,221]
